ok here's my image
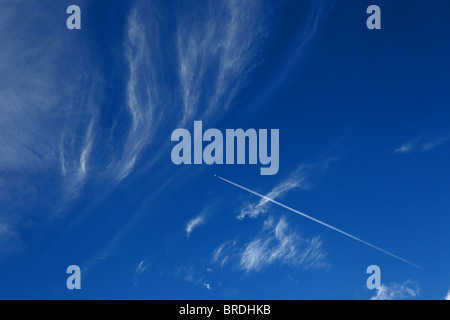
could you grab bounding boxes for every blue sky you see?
[0,0,449,300]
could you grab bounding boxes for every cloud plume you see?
[371,280,420,300]
[238,160,336,220]
[395,136,449,154]
[213,217,329,272]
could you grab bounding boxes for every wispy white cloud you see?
[133,259,150,286]
[214,217,329,273]
[131,257,213,288]
[0,4,96,177]
[78,1,338,275]
[395,141,414,154]
[371,280,420,300]
[395,136,449,154]
[238,159,336,220]
[110,7,165,182]
[173,265,204,285]
[211,160,335,274]
[0,2,103,251]
[108,0,271,182]
[445,289,450,300]
[213,240,238,268]
[218,174,420,268]
[203,283,212,290]
[240,217,328,272]
[253,0,337,102]
[238,172,307,220]
[79,119,95,177]
[176,0,271,124]
[69,0,275,271]
[136,259,149,274]
[186,214,206,238]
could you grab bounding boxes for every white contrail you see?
[215,175,420,268]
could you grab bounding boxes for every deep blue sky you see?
[0,0,449,300]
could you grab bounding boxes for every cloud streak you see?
[109,6,166,182]
[81,0,276,270]
[186,214,206,238]
[176,0,271,124]
[213,217,328,272]
[203,283,212,290]
[238,160,335,220]
[133,259,150,286]
[0,1,102,251]
[105,0,274,181]
[395,136,449,154]
[371,280,420,300]
[217,175,421,268]
[445,289,450,300]
[239,217,328,272]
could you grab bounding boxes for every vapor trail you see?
[215,175,420,268]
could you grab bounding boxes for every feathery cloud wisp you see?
[111,7,165,182]
[0,2,102,252]
[395,136,449,154]
[176,0,271,124]
[217,174,421,268]
[203,283,212,290]
[239,217,328,272]
[213,217,329,273]
[395,142,414,154]
[186,214,206,237]
[79,0,273,271]
[109,0,273,181]
[371,280,420,300]
[238,173,306,220]
[133,259,149,286]
[213,240,237,268]
[238,160,336,220]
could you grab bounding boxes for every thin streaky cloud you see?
[371,280,420,300]
[83,0,276,271]
[111,7,162,182]
[212,217,328,273]
[213,240,237,268]
[238,160,336,220]
[185,214,206,237]
[395,136,449,154]
[133,259,149,286]
[395,142,414,154]
[216,175,421,268]
[238,169,307,220]
[238,217,328,272]
[203,283,212,290]
[176,0,271,125]
[79,116,96,177]
[74,0,342,276]
[251,0,337,106]
[0,1,103,248]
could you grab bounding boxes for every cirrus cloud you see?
[371,280,420,300]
